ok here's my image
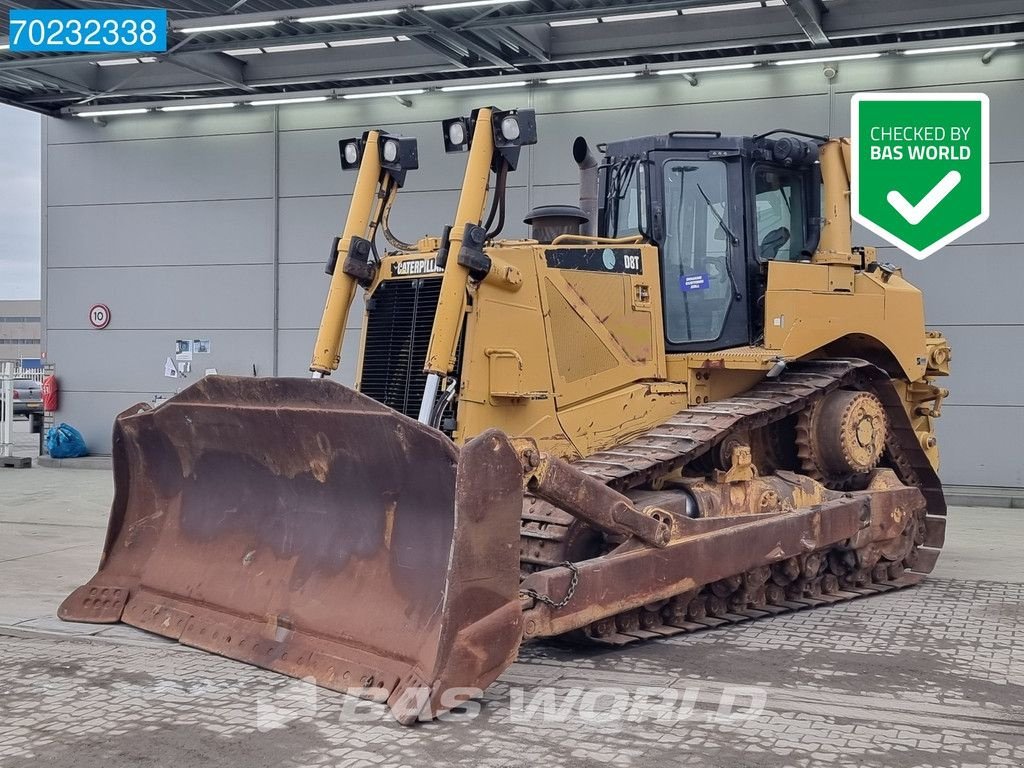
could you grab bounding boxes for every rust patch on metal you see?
[59,376,525,724]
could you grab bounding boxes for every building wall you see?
[41,50,1024,487]
[0,299,41,361]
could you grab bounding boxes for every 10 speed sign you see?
[89,303,111,329]
[851,92,989,260]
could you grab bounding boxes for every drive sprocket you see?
[796,388,888,487]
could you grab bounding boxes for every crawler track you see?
[519,359,945,644]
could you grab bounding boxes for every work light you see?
[448,120,466,147]
[443,116,471,152]
[491,108,536,148]
[377,133,419,186]
[490,108,537,171]
[499,115,521,142]
[339,137,364,169]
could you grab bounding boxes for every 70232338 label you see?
[8,9,167,53]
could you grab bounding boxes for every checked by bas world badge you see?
[851,92,989,260]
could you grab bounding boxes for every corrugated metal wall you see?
[41,52,1024,486]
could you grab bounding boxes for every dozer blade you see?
[59,376,526,723]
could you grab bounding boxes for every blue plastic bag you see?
[46,423,88,459]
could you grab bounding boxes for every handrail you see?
[550,234,645,246]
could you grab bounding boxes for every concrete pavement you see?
[0,461,1022,767]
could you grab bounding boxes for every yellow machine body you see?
[357,236,947,467]
[61,112,950,725]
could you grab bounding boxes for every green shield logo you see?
[852,92,989,260]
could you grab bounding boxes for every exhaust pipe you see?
[573,136,599,237]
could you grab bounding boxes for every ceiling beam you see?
[483,28,550,63]
[406,35,473,68]
[0,71,51,90]
[23,60,473,104]
[403,9,516,69]
[164,0,406,29]
[468,0,786,29]
[784,0,830,47]
[159,50,256,92]
[16,67,95,97]
[151,0,782,31]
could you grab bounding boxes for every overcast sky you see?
[0,104,41,300]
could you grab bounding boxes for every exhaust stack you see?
[573,136,599,236]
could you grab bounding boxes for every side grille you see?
[359,277,449,423]
[545,278,617,382]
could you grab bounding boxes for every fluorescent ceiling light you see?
[656,62,758,75]
[76,108,150,117]
[421,0,525,10]
[601,10,678,22]
[248,95,330,106]
[545,72,637,84]
[903,41,1018,56]
[343,88,427,99]
[549,17,598,27]
[261,42,327,53]
[298,9,401,22]
[681,2,762,14]
[159,102,237,111]
[97,57,158,66]
[328,36,403,47]
[774,52,882,65]
[226,35,412,56]
[440,80,528,92]
[179,20,278,33]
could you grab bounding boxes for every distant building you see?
[0,299,41,362]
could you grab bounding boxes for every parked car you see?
[12,379,43,417]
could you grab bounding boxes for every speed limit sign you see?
[89,303,111,329]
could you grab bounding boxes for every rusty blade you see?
[59,376,525,723]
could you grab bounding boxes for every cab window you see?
[661,159,733,344]
[607,158,647,237]
[754,167,806,261]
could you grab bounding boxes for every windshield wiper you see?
[696,183,739,246]
[696,183,742,301]
[607,157,638,236]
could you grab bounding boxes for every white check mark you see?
[886,170,962,225]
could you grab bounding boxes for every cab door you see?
[649,152,750,353]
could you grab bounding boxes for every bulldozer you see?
[60,106,951,724]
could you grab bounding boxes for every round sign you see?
[602,248,616,270]
[89,303,111,329]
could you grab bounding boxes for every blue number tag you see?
[9,9,167,52]
[680,273,711,292]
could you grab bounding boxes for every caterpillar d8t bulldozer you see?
[61,106,951,724]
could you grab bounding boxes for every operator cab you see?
[597,131,823,353]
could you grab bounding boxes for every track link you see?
[580,572,926,646]
[519,359,946,642]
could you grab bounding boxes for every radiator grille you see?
[359,277,461,428]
